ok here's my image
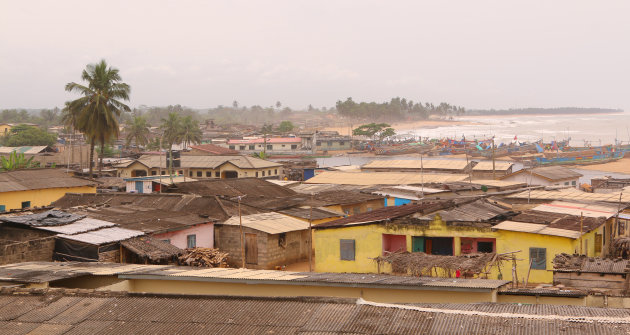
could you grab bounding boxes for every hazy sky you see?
[1,1,629,111]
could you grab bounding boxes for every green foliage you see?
[2,125,57,146]
[180,115,202,149]
[352,123,396,141]
[261,124,273,134]
[251,152,268,159]
[0,151,38,171]
[125,116,150,148]
[277,121,294,133]
[160,112,183,179]
[336,97,465,120]
[65,59,131,177]
[95,144,118,157]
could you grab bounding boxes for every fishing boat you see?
[535,149,624,165]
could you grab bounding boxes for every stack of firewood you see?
[178,248,229,267]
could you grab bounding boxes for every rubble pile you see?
[179,248,229,267]
[553,253,586,271]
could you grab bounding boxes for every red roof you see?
[228,137,301,144]
[190,144,239,155]
[314,201,452,229]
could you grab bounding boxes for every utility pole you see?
[492,137,496,180]
[308,193,314,272]
[238,196,245,268]
[420,154,424,198]
[579,212,583,255]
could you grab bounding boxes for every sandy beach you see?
[322,119,474,136]
[576,157,630,174]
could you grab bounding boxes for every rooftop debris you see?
[553,253,630,274]
[552,253,586,271]
[374,251,496,277]
[613,237,630,258]
[0,210,84,226]
[178,248,228,267]
[121,236,183,263]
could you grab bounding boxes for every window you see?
[262,171,265,176]
[339,141,345,146]
[178,170,183,175]
[316,141,321,146]
[340,239,355,260]
[267,144,272,150]
[161,170,166,175]
[382,234,407,255]
[291,144,297,150]
[187,235,197,248]
[274,169,277,175]
[162,239,171,244]
[151,170,157,176]
[21,201,30,209]
[529,247,546,270]
[206,171,211,177]
[249,145,255,150]
[215,171,220,177]
[282,144,286,147]
[572,181,577,186]
[256,172,259,177]
[268,170,271,176]
[327,141,333,146]
[477,241,494,253]
[239,146,246,150]
[189,171,193,177]
[353,207,361,215]
[564,182,569,186]
[0,205,5,212]
[197,171,202,177]
[229,145,235,150]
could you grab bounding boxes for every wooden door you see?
[245,233,258,264]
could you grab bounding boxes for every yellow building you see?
[0,168,96,211]
[114,154,283,179]
[314,199,612,284]
[0,124,12,136]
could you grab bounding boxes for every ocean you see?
[399,113,630,146]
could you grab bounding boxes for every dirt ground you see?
[577,157,630,174]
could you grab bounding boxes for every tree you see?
[160,112,182,183]
[352,123,395,142]
[125,116,150,150]
[277,121,294,133]
[275,101,282,110]
[180,115,202,149]
[65,59,131,178]
[232,100,239,109]
[2,125,57,146]
[260,123,273,156]
[0,151,37,171]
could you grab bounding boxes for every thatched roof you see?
[121,236,183,262]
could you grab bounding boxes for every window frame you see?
[340,239,355,261]
[529,247,546,270]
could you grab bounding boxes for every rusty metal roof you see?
[2,288,630,334]
[362,159,470,170]
[419,199,513,222]
[305,171,469,185]
[0,168,95,193]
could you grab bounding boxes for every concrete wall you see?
[0,185,96,211]
[152,223,214,249]
[117,162,281,179]
[127,278,496,304]
[214,225,307,269]
[0,236,55,265]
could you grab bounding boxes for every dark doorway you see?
[477,241,494,253]
[245,233,258,264]
[222,171,238,179]
[426,237,453,255]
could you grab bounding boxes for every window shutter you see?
[340,239,355,261]
[529,247,546,270]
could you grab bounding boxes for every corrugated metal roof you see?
[472,161,514,171]
[508,188,630,203]
[35,217,116,235]
[305,171,469,185]
[419,199,512,222]
[469,179,526,187]
[221,212,310,234]
[532,201,619,218]
[493,220,580,238]
[57,227,144,245]
[503,166,583,181]
[0,146,51,154]
[362,159,469,170]
[279,207,343,220]
[0,169,95,193]
[8,289,630,334]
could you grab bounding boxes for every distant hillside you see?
[467,107,623,116]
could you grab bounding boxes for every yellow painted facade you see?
[0,185,96,211]
[314,214,602,284]
[0,124,11,136]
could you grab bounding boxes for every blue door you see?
[394,198,411,206]
[135,181,144,194]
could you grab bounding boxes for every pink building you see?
[152,222,214,249]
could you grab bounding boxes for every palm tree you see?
[180,116,202,150]
[125,116,150,150]
[160,112,182,183]
[65,59,131,178]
